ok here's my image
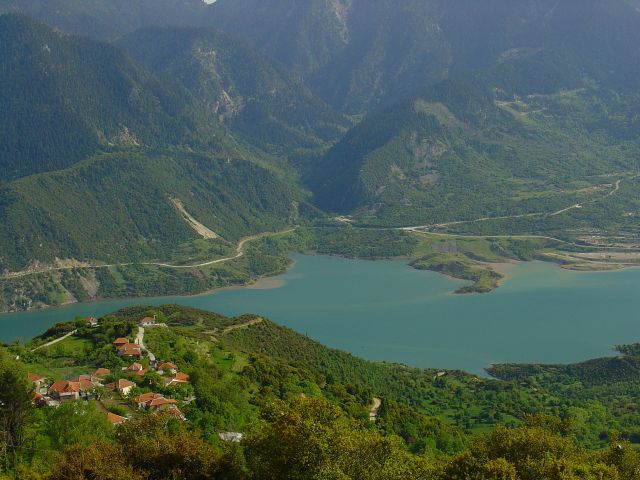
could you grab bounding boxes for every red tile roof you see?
[149,397,177,408]
[128,362,143,371]
[78,379,97,390]
[157,362,177,370]
[118,344,141,356]
[113,338,129,345]
[92,368,111,377]
[28,373,45,383]
[74,374,101,383]
[174,372,189,382]
[107,412,128,425]
[134,392,163,404]
[49,380,80,394]
[115,379,135,390]
[163,373,189,387]
[164,408,186,421]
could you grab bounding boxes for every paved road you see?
[2,227,297,279]
[135,327,155,364]
[31,329,77,352]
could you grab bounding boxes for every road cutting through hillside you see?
[1,228,297,280]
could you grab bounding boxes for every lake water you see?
[1,255,638,375]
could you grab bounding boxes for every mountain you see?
[6,0,640,116]
[116,26,349,161]
[310,51,640,228]
[206,0,451,114]
[0,15,302,272]
[0,13,219,182]
[0,0,206,40]
[207,0,640,114]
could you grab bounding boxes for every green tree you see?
[244,396,434,480]
[44,402,112,450]
[0,349,33,472]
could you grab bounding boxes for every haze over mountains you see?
[1,0,640,274]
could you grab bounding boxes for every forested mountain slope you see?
[0,151,300,272]
[311,51,640,228]
[0,15,303,273]
[116,26,349,161]
[207,0,452,114]
[6,0,640,116]
[207,0,640,114]
[0,0,206,40]
[0,14,216,182]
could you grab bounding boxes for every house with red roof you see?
[148,397,178,410]
[117,343,142,358]
[164,407,186,421]
[48,381,81,402]
[133,392,164,409]
[85,316,99,327]
[127,362,143,372]
[107,412,128,426]
[73,374,102,384]
[113,338,129,346]
[139,317,159,327]
[107,379,136,396]
[92,368,111,378]
[28,373,48,393]
[133,392,179,412]
[156,362,178,375]
[32,391,47,407]
[163,372,190,387]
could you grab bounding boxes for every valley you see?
[2,1,640,477]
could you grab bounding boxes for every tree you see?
[116,413,229,479]
[244,396,434,480]
[46,441,141,480]
[44,401,112,450]
[0,349,33,472]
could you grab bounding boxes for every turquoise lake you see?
[1,255,638,375]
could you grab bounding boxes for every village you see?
[26,316,190,427]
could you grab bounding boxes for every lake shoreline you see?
[1,250,637,316]
[1,255,639,376]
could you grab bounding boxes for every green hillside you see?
[311,59,640,234]
[0,14,304,277]
[116,26,349,161]
[0,14,220,182]
[4,304,640,477]
[0,0,206,40]
[0,150,300,272]
[207,0,452,114]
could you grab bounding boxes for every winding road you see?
[397,176,629,233]
[2,173,637,282]
[2,228,297,280]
